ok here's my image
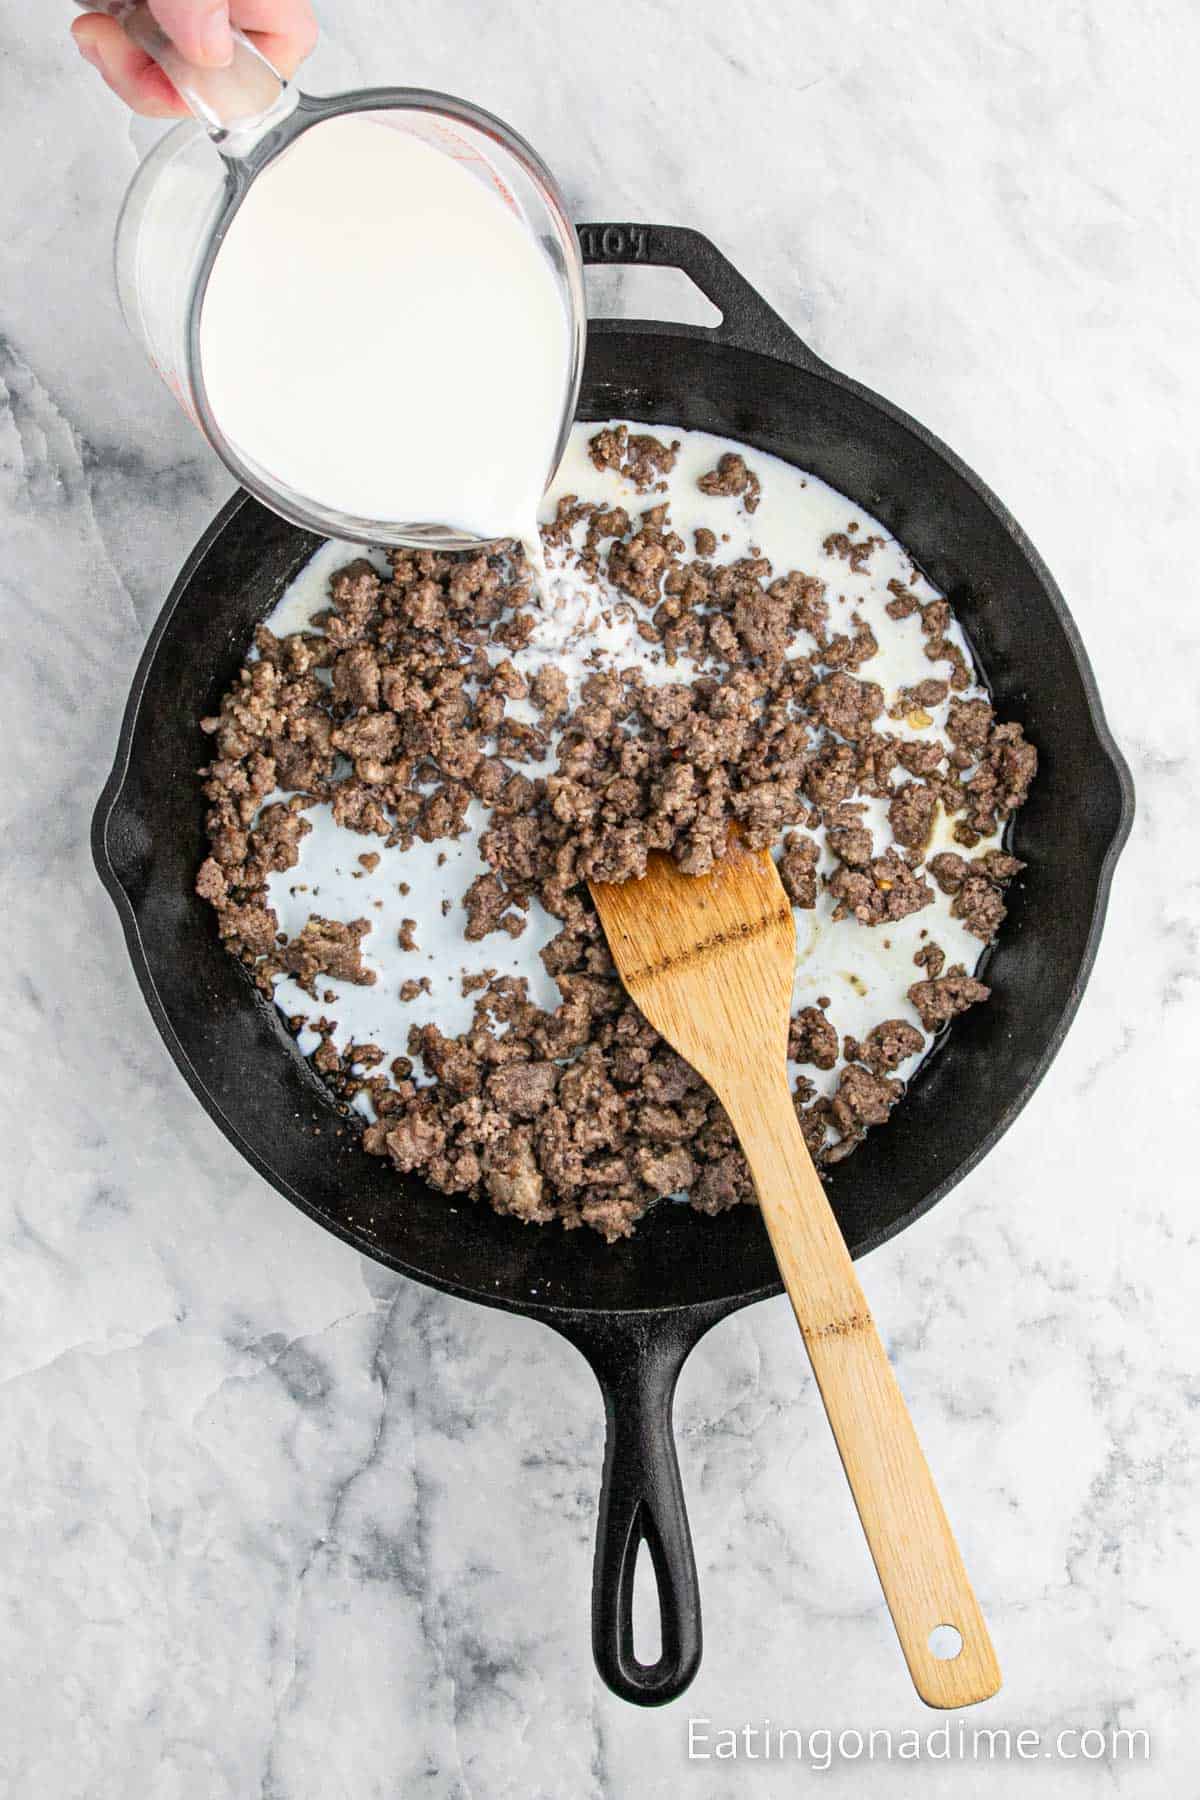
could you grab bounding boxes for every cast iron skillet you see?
[93,224,1133,1706]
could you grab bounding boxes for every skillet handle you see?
[552,1312,702,1705]
[577,221,829,371]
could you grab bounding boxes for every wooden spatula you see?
[589,837,1001,1708]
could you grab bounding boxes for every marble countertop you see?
[1,1,1195,1793]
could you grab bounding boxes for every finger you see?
[71,13,187,116]
[230,0,318,76]
[147,0,234,68]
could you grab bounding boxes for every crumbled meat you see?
[364,1104,444,1173]
[913,940,946,978]
[691,1150,754,1215]
[960,722,1038,838]
[808,672,885,741]
[804,743,858,809]
[824,530,884,573]
[975,848,1024,882]
[789,1006,839,1070]
[821,612,879,672]
[636,1144,696,1197]
[481,1133,553,1223]
[828,848,933,925]
[826,804,873,868]
[928,851,969,894]
[196,856,227,903]
[888,781,937,851]
[920,600,973,690]
[530,663,568,720]
[463,873,526,941]
[908,970,991,1031]
[885,579,921,619]
[250,801,311,874]
[896,737,945,777]
[332,644,382,712]
[826,1063,902,1153]
[589,425,680,491]
[408,1023,481,1095]
[486,1061,559,1119]
[851,1018,925,1075]
[833,1062,901,1128]
[698,452,761,513]
[890,678,949,719]
[952,875,1007,940]
[930,846,1021,940]
[216,900,278,959]
[197,424,1034,1236]
[778,831,819,907]
[732,587,792,662]
[273,916,375,991]
[945,696,994,760]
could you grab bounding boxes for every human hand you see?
[71,0,318,117]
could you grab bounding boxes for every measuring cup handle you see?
[74,0,294,143]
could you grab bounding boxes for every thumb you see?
[148,0,233,67]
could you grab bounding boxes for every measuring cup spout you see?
[73,0,297,148]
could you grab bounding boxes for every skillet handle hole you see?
[585,262,724,332]
[632,1530,663,1667]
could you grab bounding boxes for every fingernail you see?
[195,8,234,66]
[74,35,102,68]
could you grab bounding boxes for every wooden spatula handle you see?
[724,1076,1001,1709]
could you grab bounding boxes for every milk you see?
[198,113,570,546]
[260,422,1006,1117]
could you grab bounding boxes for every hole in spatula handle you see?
[929,1623,964,1661]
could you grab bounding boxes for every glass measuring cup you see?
[87,1,586,548]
